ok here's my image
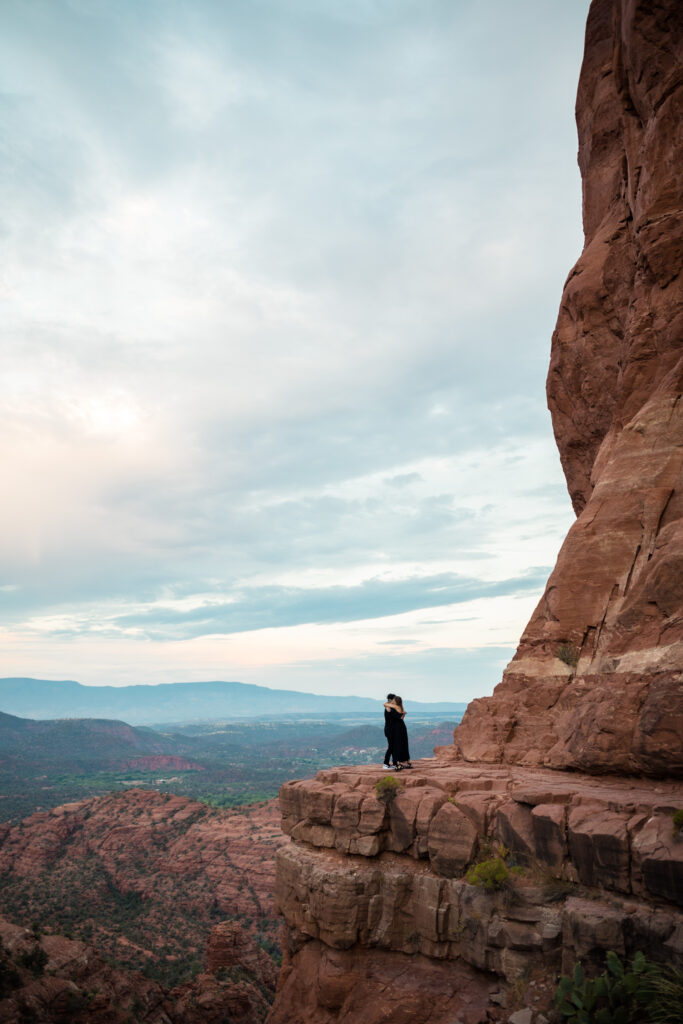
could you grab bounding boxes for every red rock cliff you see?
[453,0,683,776]
[267,8,683,1022]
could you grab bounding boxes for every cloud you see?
[102,568,550,640]
[0,0,590,697]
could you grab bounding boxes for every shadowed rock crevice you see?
[270,764,683,1022]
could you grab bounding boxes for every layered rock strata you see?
[269,764,683,1022]
[0,790,284,997]
[269,2,682,1021]
[205,920,279,988]
[173,921,278,1024]
[0,914,277,1024]
[452,0,683,775]
[0,915,172,1024]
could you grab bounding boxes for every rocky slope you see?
[0,913,277,1024]
[0,711,187,761]
[452,0,683,776]
[267,3,683,1022]
[0,790,284,988]
[115,755,205,772]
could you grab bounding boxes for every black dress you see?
[385,707,410,764]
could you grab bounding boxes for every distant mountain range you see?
[0,709,183,761]
[0,710,460,767]
[0,678,468,725]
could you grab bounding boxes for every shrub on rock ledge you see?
[374,776,403,804]
[557,642,580,669]
[465,857,509,891]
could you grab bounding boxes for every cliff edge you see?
[452,0,683,776]
[268,3,683,1022]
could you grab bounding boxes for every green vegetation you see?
[17,944,48,977]
[374,775,403,803]
[0,716,462,824]
[0,939,21,998]
[646,963,683,1024]
[257,930,282,966]
[557,642,580,669]
[465,856,509,890]
[555,951,683,1024]
[672,809,683,835]
[199,790,279,810]
[0,803,285,992]
[0,712,462,995]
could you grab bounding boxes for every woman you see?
[383,694,412,770]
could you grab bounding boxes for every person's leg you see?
[390,737,399,766]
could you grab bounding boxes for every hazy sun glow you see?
[0,0,589,700]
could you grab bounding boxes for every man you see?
[382,692,397,769]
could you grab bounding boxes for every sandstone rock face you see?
[268,5,683,1020]
[453,0,683,776]
[172,922,278,1024]
[0,914,277,1024]
[0,790,285,991]
[0,915,173,1024]
[278,765,683,910]
[205,921,279,989]
[268,764,683,1022]
[269,941,494,1024]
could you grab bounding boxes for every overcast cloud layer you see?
[1,0,589,700]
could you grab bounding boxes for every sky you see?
[0,0,591,702]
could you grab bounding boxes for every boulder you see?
[495,802,535,863]
[531,803,567,872]
[427,803,478,877]
[451,0,683,778]
[631,814,683,906]
[567,805,631,892]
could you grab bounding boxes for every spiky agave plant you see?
[644,963,683,1024]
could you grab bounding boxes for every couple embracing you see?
[382,693,412,770]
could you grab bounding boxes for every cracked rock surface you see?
[270,762,683,1023]
[452,0,683,777]
[268,2,683,1022]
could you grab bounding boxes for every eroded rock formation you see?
[0,914,278,1024]
[0,915,172,1024]
[453,0,683,775]
[269,765,682,1022]
[0,790,284,989]
[174,922,278,1024]
[268,3,683,1021]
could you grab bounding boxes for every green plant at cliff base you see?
[557,642,580,669]
[646,962,683,1024]
[554,950,659,1023]
[465,856,509,891]
[672,809,683,836]
[374,775,403,803]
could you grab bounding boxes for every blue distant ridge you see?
[0,678,468,726]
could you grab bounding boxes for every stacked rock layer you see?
[268,2,683,1021]
[453,0,683,776]
[269,765,682,1023]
